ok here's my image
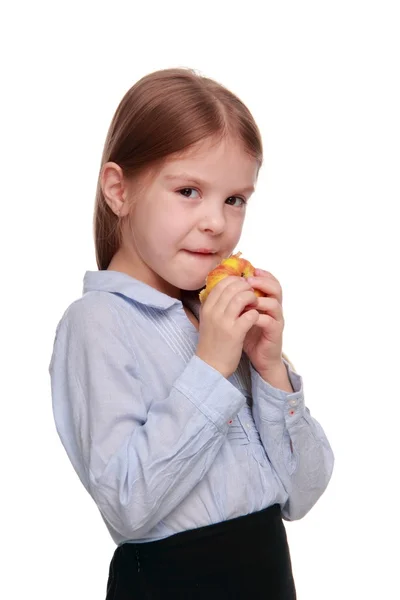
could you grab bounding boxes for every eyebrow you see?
[164,173,255,195]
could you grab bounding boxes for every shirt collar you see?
[83,270,202,316]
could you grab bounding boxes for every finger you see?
[253,312,283,334]
[224,289,258,321]
[204,276,253,312]
[254,297,283,321]
[254,268,278,280]
[237,308,260,337]
[246,276,283,304]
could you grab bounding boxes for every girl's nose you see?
[199,206,226,235]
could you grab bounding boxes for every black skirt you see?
[106,504,296,599]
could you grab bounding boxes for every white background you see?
[1,1,399,598]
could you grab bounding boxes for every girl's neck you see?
[107,250,182,300]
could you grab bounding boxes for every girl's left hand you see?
[242,268,285,374]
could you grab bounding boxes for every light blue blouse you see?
[49,270,334,546]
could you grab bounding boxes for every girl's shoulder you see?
[52,290,134,355]
[58,289,123,328]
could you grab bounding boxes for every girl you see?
[50,67,334,599]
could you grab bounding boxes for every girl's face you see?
[118,136,259,299]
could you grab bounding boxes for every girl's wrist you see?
[258,361,294,393]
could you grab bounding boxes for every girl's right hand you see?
[195,276,260,378]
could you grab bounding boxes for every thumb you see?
[244,308,260,323]
[239,308,259,334]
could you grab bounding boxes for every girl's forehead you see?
[162,146,256,182]
[169,136,247,162]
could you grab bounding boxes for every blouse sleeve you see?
[250,359,334,520]
[49,296,246,540]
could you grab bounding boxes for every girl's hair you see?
[93,67,263,271]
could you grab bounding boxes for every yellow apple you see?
[198,251,266,304]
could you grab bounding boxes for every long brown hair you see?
[93,67,263,271]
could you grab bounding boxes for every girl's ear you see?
[101,162,130,217]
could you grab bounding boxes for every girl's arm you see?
[49,295,246,540]
[250,359,334,520]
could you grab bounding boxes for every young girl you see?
[50,67,334,599]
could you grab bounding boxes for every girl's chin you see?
[177,273,208,293]
[179,280,207,293]
[176,254,219,286]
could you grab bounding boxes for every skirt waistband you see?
[123,503,281,552]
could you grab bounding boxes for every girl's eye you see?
[178,188,247,207]
[179,188,199,199]
[226,196,247,208]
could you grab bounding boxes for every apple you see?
[198,253,296,372]
[198,251,266,304]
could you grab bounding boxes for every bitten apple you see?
[199,251,266,304]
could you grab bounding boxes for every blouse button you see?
[289,398,298,406]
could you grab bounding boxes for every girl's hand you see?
[242,268,285,375]
[196,276,260,379]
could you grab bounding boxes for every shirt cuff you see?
[173,355,246,432]
[250,359,305,423]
